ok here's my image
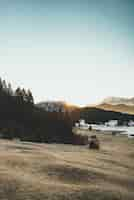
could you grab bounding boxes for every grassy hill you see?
[0,134,134,200]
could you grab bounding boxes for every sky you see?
[0,0,134,106]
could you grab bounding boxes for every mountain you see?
[36,101,66,112]
[96,96,134,114]
[96,103,134,115]
[101,97,134,106]
[36,101,79,113]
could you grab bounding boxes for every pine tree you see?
[15,87,24,103]
[27,89,34,104]
[0,77,3,91]
[15,87,21,96]
[2,80,7,92]
[7,83,13,96]
[22,88,27,102]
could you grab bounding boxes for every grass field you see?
[0,131,134,200]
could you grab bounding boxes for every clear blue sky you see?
[0,0,134,106]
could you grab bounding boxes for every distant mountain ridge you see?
[36,101,79,113]
[101,97,134,106]
[37,98,134,115]
[36,101,66,112]
[96,103,134,115]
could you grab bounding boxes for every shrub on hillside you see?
[88,135,100,150]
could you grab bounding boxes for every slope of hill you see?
[80,107,134,124]
[96,103,134,115]
[102,96,134,106]
[0,135,134,200]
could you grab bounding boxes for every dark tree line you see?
[0,78,75,143]
[0,78,34,104]
[80,107,134,124]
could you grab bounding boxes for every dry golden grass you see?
[0,131,134,200]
